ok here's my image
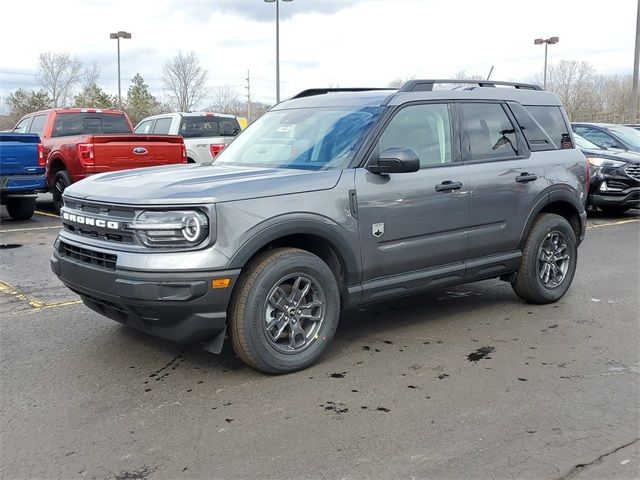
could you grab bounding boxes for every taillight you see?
[181,143,187,163]
[210,143,225,158]
[585,156,591,195]
[77,143,95,166]
[37,143,46,167]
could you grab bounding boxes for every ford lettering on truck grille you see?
[61,212,119,230]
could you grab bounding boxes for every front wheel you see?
[229,248,340,374]
[512,213,578,304]
[52,170,70,214]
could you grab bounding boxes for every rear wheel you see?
[5,197,36,220]
[512,213,578,304]
[229,247,340,374]
[52,170,70,214]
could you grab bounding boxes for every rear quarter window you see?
[52,113,131,137]
[152,117,172,134]
[525,106,572,149]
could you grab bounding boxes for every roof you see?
[276,79,562,110]
[23,108,125,116]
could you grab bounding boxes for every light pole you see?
[534,36,559,90]
[109,31,132,109]
[265,0,293,103]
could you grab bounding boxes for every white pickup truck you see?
[134,112,241,163]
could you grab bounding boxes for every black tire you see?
[5,197,36,220]
[229,247,340,374]
[52,170,70,214]
[599,205,630,215]
[512,213,578,304]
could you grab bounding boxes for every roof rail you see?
[291,87,395,99]
[398,79,542,92]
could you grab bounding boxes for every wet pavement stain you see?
[0,244,22,249]
[467,346,495,362]
[362,345,370,351]
[322,401,348,417]
[376,407,390,412]
[112,466,157,480]
[518,378,528,382]
[329,372,347,378]
[407,385,418,389]
[437,374,449,379]
[382,340,394,344]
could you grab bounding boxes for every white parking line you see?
[0,225,61,233]
[587,218,639,230]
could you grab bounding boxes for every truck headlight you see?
[128,210,209,247]
[587,157,625,168]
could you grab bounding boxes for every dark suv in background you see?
[574,133,640,213]
[572,122,640,153]
[51,80,589,373]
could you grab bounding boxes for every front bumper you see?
[589,188,640,208]
[50,244,240,346]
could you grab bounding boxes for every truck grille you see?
[62,199,136,244]
[625,164,640,182]
[59,241,117,270]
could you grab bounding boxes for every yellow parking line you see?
[0,225,61,233]
[0,280,81,311]
[587,218,639,230]
[35,210,60,219]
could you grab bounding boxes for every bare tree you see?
[545,60,599,120]
[208,85,241,113]
[161,52,209,112]
[82,63,101,89]
[37,52,83,107]
[387,76,415,88]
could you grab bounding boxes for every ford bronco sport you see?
[51,80,588,374]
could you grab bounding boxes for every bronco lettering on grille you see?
[62,212,119,230]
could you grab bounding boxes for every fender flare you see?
[227,215,361,285]
[46,153,68,186]
[518,186,586,248]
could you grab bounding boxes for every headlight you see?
[128,210,209,248]
[587,157,625,168]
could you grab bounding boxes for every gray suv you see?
[51,80,588,373]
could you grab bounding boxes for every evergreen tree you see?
[125,74,162,124]
[6,89,52,121]
[74,83,116,109]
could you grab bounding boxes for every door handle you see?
[516,172,538,183]
[435,181,463,192]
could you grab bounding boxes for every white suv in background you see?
[135,112,241,163]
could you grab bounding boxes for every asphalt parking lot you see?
[1,196,639,480]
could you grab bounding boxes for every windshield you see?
[608,125,640,148]
[214,106,383,170]
[574,133,602,150]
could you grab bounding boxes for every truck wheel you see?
[512,213,577,304]
[52,170,70,213]
[229,247,340,374]
[5,197,36,220]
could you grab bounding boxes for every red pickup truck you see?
[13,108,187,212]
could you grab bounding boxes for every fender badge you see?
[372,223,384,238]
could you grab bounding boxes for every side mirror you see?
[366,148,420,174]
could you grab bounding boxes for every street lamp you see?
[109,31,132,108]
[534,36,559,90]
[265,0,293,103]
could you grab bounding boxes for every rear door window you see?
[179,116,241,138]
[573,126,623,149]
[460,103,519,161]
[135,119,155,134]
[51,113,131,137]
[29,114,47,137]
[525,106,572,149]
[152,117,172,134]
[13,117,32,133]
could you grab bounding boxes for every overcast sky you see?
[0,0,636,106]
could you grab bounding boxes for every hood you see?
[579,148,640,164]
[64,163,342,205]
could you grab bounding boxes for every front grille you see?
[62,199,136,244]
[60,241,117,270]
[625,164,640,181]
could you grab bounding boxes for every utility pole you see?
[632,0,640,123]
[245,69,252,124]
